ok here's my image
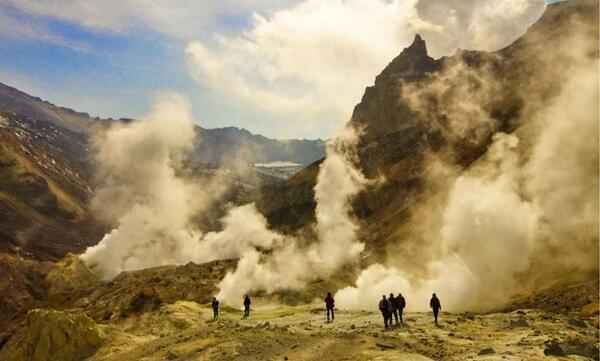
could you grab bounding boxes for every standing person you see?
[397,293,406,325]
[243,295,252,319]
[430,293,441,326]
[324,292,335,322]
[211,297,220,321]
[378,295,390,329]
[388,293,398,326]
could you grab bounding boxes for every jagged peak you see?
[406,34,428,56]
[374,33,436,84]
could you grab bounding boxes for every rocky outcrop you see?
[0,309,104,361]
[45,254,100,306]
[350,34,440,141]
[260,0,599,261]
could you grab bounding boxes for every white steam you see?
[337,62,598,311]
[81,94,209,279]
[216,128,368,303]
[81,94,369,301]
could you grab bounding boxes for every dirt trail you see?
[85,301,599,361]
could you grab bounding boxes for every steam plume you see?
[216,127,368,303]
[337,60,598,311]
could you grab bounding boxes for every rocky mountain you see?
[0,82,325,258]
[0,1,597,359]
[259,0,599,261]
[194,127,324,167]
[0,82,325,167]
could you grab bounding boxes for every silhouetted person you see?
[430,293,441,325]
[243,295,251,319]
[324,292,335,322]
[379,295,391,329]
[211,297,220,320]
[397,293,406,325]
[389,293,399,326]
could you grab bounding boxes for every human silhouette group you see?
[210,292,442,329]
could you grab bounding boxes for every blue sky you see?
[0,1,548,139]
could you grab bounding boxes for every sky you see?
[0,0,549,139]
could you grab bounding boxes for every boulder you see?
[581,302,600,317]
[478,347,495,355]
[0,308,104,361]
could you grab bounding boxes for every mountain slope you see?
[259,0,598,263]
[0,82,326,258]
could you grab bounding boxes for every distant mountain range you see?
[0,81,325,261]
[0,82,326,167]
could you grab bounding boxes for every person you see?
[430,293,441,325]
[378,295,391,329]
[211,297,220,321]
[243,295,251,319]
[389,293,399,326]
[397,293,406,325]
[324,292,335,322]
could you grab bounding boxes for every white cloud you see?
[187,0,422,135]
[3,0,546,138]
[3,0,298,39]
[0,11,90,51]
[186,0,546,137]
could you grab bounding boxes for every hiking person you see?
[389,293,399,326]
[211,297,220,321]
[430,293,441,325]
[378,295,391,329]
[243,295,251,319]
[397,293,406,325]
[324,292,335,322]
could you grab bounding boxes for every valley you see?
[0,0,597,360]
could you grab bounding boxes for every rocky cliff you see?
[260,0,598,261]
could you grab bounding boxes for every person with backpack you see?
[397,293,406,325]
[243,295,252,319]
[378,295,391,329]
[211,297,220,321]
[324,292,335,322]
[430,293,441,326]
[389,293,399,326]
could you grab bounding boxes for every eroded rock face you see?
[0,309,104,361]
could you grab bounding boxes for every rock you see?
[563,339,600,360]
[509,318,529,328]
[581,302,600,317]
[350,324,356,329]
[376,342,396,350]
[165,350,179,360]
[544,340,566,357]
[568,318,587,328]
[45,254,100,306]
[478,347,495,355]
[0,308,104,361]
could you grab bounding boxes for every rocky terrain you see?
[0,1,597,360]
[0,257,597,361]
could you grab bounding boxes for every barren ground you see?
[88,301,599,361]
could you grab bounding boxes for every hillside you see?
[259,0,599,261]
[0,82,325,257]
[0,1,597,359]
